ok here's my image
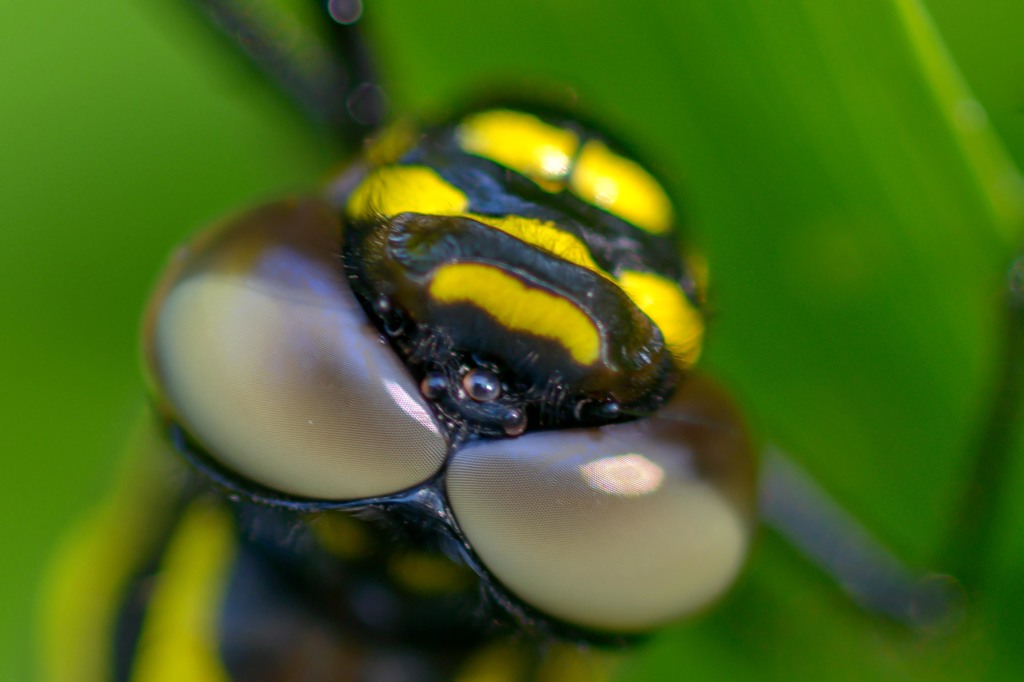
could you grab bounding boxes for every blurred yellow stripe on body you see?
[130,501,236,682]
[38,417,178,682]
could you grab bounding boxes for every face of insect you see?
[142,106,756,638]
[342,109,706,434]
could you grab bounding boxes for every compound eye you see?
[446,375,755,633]
[143,199,449,500]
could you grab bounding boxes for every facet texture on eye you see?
[446,375,755,633]
[143,199,449,500]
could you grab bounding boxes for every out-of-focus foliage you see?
[2,1,1022,680]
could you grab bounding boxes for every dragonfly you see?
[32,1,1024,679]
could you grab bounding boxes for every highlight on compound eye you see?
[445,375,756,633]
[142,198,450,501]
[580,453,666,497]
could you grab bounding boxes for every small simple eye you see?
[420,372,447,400]
[446,375,755,632]
[143,199,450,500]
[500,407,527,437]
[462,368,502,402]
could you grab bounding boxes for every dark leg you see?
[174,0,386,145]
[760,256,1024,627]
[759,449,956,628]
[939,255,1024,590]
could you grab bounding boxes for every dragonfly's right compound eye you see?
[446,375,756,633]
[142,198,450,501]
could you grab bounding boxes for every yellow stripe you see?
[616,270,704,367]
[130,501,236,682]
[347,166,469,219]
[456,109,579,187]
[456,109,675,235]
[38,415,178,682]
[569,140,674,235]
[469,214,602,274]
[429,263,601,365]
[41,514,120,682]
[346,166,607,277]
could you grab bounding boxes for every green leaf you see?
[4,0,1023,679]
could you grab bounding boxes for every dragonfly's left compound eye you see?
[142,199,450,500]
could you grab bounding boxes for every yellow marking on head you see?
[345,164,613,280]
[457,110,579,187]
[617,270,704,367]
[388,553,475,595]
[570,140,674,234]
[468,213,603,274]
[347,165,468,220]
[429,263,601,365]
[130,501,235,682]
[345,165,610,277]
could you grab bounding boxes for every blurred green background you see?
[3,0,1024,679]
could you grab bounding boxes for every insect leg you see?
[759,448,956,629]
[173,0,386,145]
[939,255,1024,589]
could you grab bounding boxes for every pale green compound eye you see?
[446,376,756,633]
[144,199,449,501]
